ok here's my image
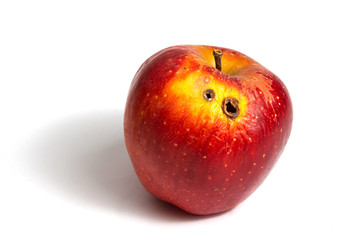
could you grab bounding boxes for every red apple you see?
[124,45,292,215]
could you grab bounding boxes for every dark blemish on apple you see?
[202,89,215,101]
[222,97,240,119]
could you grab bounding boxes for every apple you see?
[124,45,292,215]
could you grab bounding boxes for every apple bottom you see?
[126,139,272,215]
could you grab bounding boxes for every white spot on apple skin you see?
[253,162,257,166]
[263,153,266,158]
[146,93,150,97]
[276,96,280,100]
[203,155,207,159]
[163,121,166,125]
[163,94,167,98]
[154,95,158,99]
[174,143,178,147]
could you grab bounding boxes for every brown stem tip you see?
[213,49,223,71]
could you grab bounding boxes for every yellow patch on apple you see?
[164,70,248,125]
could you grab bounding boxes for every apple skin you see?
[124,45,292,215]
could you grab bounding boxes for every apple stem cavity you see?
[213,49,223,71]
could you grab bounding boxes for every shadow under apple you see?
[25,110,221,222]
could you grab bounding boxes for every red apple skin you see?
[124,45,292,215]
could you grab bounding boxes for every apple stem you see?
[213,49,223,71]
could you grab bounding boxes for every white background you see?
[1,0,359,239]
